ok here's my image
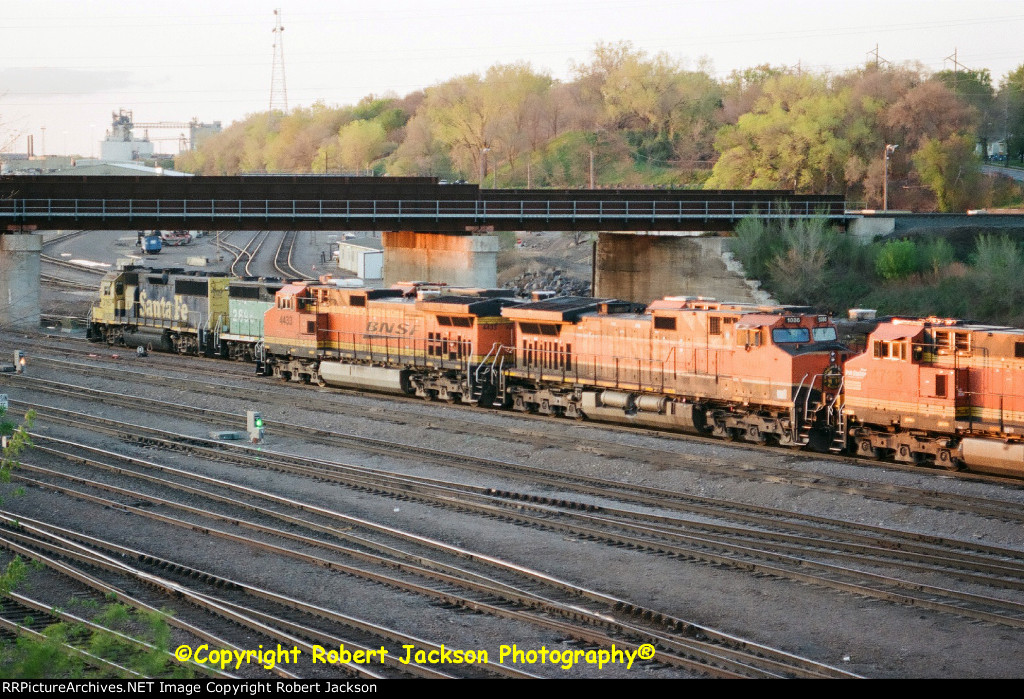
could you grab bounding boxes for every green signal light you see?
[254,417,264,428]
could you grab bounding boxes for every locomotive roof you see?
[735,313,792,328]
[871,322,924,341]
[502,296,624,322]
[417,295,520,316]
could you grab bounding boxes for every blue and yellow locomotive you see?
[87,266,281,358]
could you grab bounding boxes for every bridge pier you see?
[382,231,499,288]
[593,232,760,305]
[0,233,42,330]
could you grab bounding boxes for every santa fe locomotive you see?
[86,265,1024,478]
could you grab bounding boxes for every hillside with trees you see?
[176,43,1024,213]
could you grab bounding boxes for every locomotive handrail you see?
[825,375,845,416]
[792,373,810,443]
[474,342,501,384]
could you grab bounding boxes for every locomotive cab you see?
[843,320,968,467]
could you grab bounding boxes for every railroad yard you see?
[3,230,1024,679]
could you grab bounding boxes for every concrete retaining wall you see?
[382,231,499,287]
[0,233,42,330]
[593,233,760,305]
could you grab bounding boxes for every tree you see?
[998,64,1024,162]
[912,133,983,211]
[1,407,34,490]
[707,74,861,192]
[386,112,454,177]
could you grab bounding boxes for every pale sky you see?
[3,0,1023,157]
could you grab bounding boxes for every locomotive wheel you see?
[936,449,961,471]
[747,426,768,445]
[777,432,801,449]
[858,440,881,460]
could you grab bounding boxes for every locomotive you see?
[87,266,279,358]
[844,317,1024,476]
[86,267,1024,477]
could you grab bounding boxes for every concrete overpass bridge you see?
[0,175,850,329]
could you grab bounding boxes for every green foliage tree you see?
[998,64,1024,163]
[912,133,984,211]
[874,239,918,280]
[707,74,866,193]
[767,216,841,304]
[933,67,995,147]
[969,234,1024,318]
[175,47,1017,209]
[1,407,34,489]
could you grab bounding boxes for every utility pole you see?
[269,9,288,112]
[883,144,898,211]
[866,44,890,69]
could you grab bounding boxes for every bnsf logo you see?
[366,321,417,336]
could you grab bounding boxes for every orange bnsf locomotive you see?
[495,295,846,449]
[843,317,1024,476]
[260,280,847,452]
[261,280,520,404]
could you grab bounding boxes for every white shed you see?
[336,236,383,280]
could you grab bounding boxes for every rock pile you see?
[504,268,592,297]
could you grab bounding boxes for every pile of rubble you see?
[504,268,592,298]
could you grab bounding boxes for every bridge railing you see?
[0,198,846,222]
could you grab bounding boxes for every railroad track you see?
[220,231,272,277]
[273,230,310,280]
[6,426,857,678]
[8,383,1024,633]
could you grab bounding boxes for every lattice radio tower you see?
[269,8,288,112]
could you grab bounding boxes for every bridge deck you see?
[0,176,848,232]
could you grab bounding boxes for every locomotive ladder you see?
[471,343,505,406]
[792,374,811,445]
[827,376,847,453]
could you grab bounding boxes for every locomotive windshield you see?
[812,327,838,342]
[772,327,810,343]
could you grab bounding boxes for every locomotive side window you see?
[934,330,971,354]
[306,321,316,334]
[737,329,762,347]
[935,374,948,398]
[709,317,721,335]
[452,317,474,328]
[1016,342,1024,359]
[350,296,366,307]
[654,316,676,331]
[438,316,453,326]
[873,340,907,359]
[954,332,970,352]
